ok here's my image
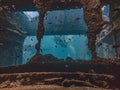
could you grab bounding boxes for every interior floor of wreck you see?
[0,0,120,90]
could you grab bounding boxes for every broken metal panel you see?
[0,6,27,66]
[97,0,120,58]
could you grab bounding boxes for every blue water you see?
[23,35,91,63]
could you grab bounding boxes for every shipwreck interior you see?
[0,0,119,66]
[0,0,120,89]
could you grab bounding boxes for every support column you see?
[87,32,97,59]
[81,0,106,59]
[35,9,46,54]
[33,0,47,54]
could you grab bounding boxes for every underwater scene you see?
[0,0,120,90]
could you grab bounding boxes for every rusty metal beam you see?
[0,0,111,11]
